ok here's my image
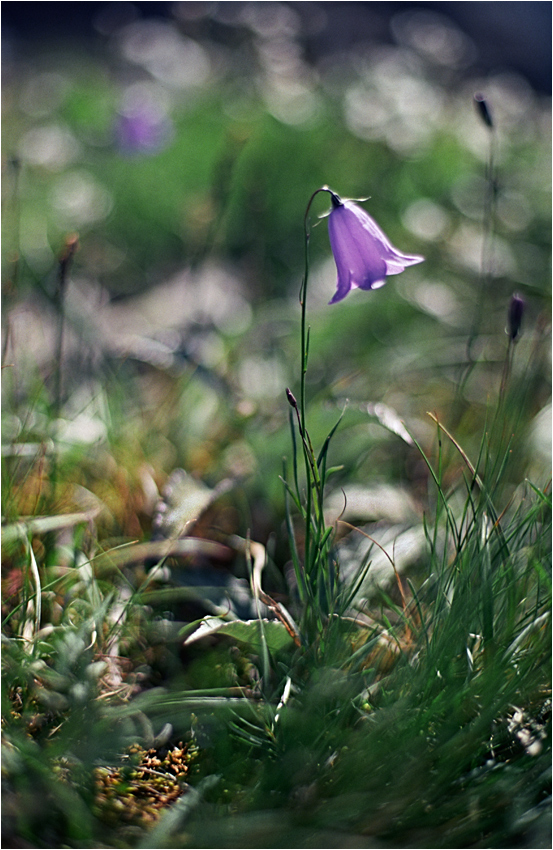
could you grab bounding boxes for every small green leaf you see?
[184,617,294,654]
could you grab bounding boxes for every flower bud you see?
[474,93,493,129]
[285,388,298,409]
[507,293,524,342]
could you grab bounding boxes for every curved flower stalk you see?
[326,189,424,304]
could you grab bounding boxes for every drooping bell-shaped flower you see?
[326,190,424,304]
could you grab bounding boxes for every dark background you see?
[3,1,551,94]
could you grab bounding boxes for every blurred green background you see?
[2,1,551,538]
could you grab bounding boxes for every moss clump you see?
[93,742,197,828]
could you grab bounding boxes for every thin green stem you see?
[299,187,332,434]
[287,186,343,641]
[455,100,497,421]
[51,234,79,504]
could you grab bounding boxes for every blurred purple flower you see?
[116,110,172,154]
[115,85,173,155]
[327,191,424,304]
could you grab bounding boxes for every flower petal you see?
[327,197,424,303]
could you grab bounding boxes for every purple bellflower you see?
[326,190,424,304]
